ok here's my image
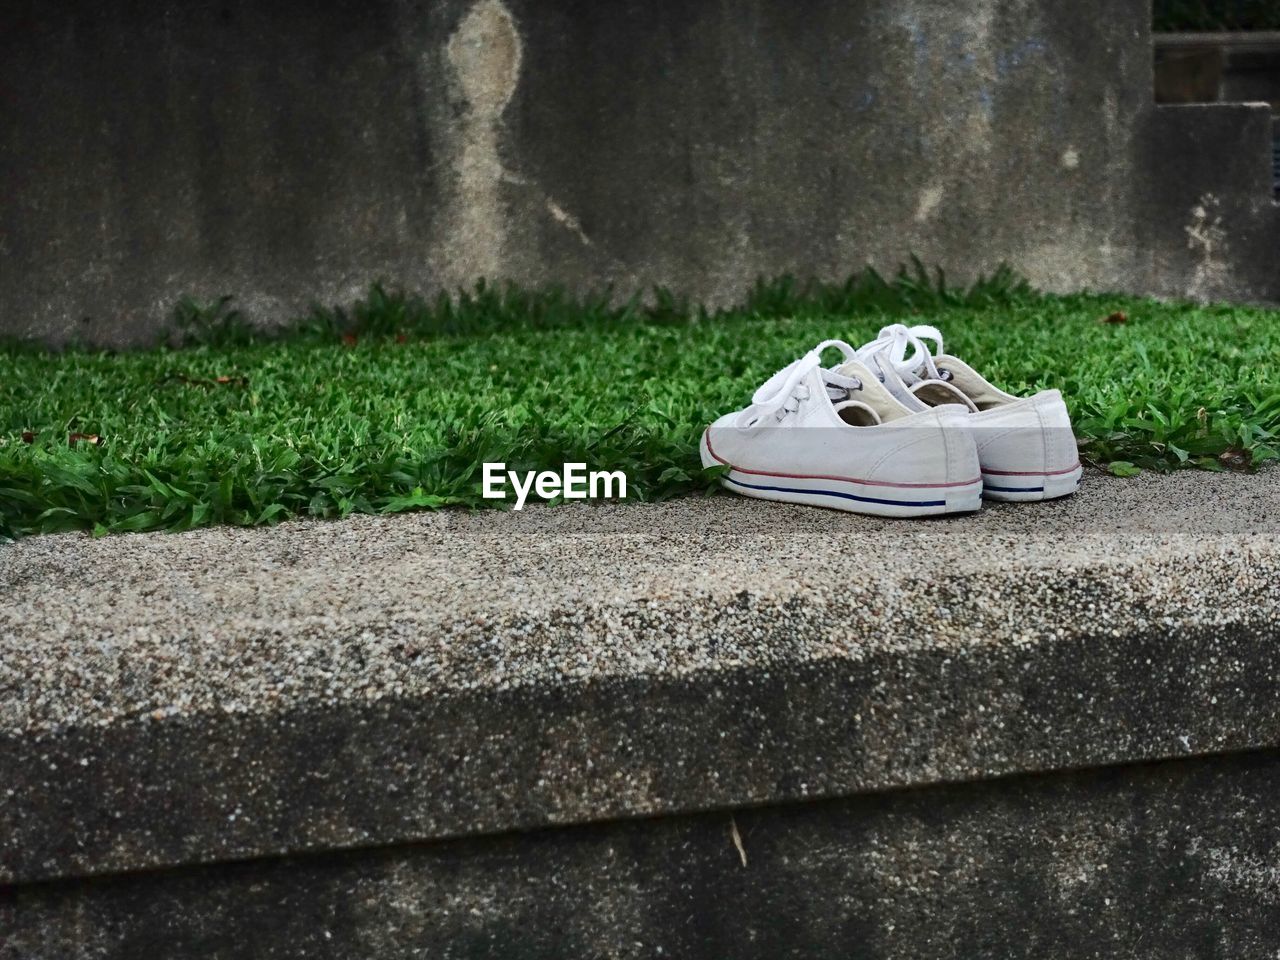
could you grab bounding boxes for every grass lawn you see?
[2,270,1278,539]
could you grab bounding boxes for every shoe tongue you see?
[910,378,978,412]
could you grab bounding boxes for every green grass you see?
[2,268,1279,539]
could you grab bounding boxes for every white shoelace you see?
[855,323,944,383]
[748,339,859,421]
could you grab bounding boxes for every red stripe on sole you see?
[981,462,1082,477]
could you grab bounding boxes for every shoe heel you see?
[982,464,1083,502]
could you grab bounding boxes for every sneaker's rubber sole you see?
[700,430,983,518]
[981,463,1083,502]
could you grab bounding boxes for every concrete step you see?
[1154,31,1280,196]
[2,469,1278,887]
[1155,31,1280,110]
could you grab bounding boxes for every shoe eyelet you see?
[938,368,953,382]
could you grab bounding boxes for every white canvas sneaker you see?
[700,340,983,517]
[854,325,1082,502]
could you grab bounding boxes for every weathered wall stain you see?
[914,185,945,223]
[1185,192,1229,302]
[438,0,596,286]
[442,0,523,284]
[1188,838,1280,904]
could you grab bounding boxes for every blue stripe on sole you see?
[724,475,947,508]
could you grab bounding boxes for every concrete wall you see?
[2,0,1278,345]
[9,751,1280,958]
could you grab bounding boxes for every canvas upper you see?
[852,324,1082,501]
[700,339,983,517]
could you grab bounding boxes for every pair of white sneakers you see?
[699,324,1082,517]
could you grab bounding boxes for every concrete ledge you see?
[2,470,1278,884]
[1155,31,1280,50]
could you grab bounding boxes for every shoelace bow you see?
[748,339,859,420]
[742,327,944,425]
[855,323,945,383]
